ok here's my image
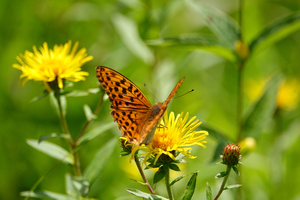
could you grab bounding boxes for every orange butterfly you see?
[96,66,184,146]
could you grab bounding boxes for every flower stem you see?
[134,153,155,194]
[165,167,174,200]
[55,93,81,177]
[214,166,231,200]
[236,61,244,143]
[73,89,105,146]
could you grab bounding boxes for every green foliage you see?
[2,0,300,199]
[181,172,198,200]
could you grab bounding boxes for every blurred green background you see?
[1,0,300,199]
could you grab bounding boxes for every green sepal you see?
[206,182,213,200]
[215,171,228,178]
[181,172,198,200]
[153,166,167,184]
[232,166,240,176]
[169,163,181,171]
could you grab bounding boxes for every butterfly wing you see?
[96,66,153,145]
[139,77,185,145]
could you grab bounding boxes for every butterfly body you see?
[96,66,184,146]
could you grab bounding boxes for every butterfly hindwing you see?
[96,66,185,145]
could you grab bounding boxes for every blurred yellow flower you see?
[245,78,300,110]
[13,41,93,90]
[136,111,208,165]
[277,79,300,110]
[238,137,256,155]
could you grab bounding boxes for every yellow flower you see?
[139,111,208,164]
[245,78,300,111]
[13,41,93,90]
[277,79,300,110]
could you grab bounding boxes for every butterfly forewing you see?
[96,66,184,146]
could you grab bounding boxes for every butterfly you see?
[96,66,184,146]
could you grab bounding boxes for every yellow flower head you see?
[138,111,208,165]
[13,41,93,90]
[277,79,300,110]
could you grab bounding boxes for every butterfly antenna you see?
[173,89,194,99]
[144,83,160,102]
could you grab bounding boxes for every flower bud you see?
[221,143,241,167]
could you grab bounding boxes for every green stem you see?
[73,89,105,146]
[214,166,231,200]
[56,93,81,177]
[165,167,174,200]
[134,153,155,194]
[236,62,244,143]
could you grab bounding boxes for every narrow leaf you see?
[170,170,200,186]
[181,172,198,200]
[39,133,69,143]
[30,90,49,104]
[224,184,242,190]
[27,139,74,164]
[250,12,300,52]
[112,13,154,64]
[206,182,213,200]
[243,75,282,138]
[153,166,167,184]
[83,104,97,121]
[186,0,240,49]
[126,188,168,200]
[76,122,116,145]
[20,190,75,200]
[130,179,148,186]
[83,138,117,184]
[148,35,236,62]
[215,171,227,178]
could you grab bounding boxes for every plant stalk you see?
[73,89,105,146]
[56,93,81,177]
[134,153,155,194]
[165,167,174,200]
[214,166,231,200]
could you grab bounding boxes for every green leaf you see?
[130,179,148,186]
[215,171,227,178]
[169,163,181,171]
[39,133,69,143]
[112,13,154,65]
[250,12,300,52]
[83,104,97,121]
[76,122,116,146]
[243,75,282,138]
[170,170,200,186]
[66,90,89,97]
[27,139,74,165]
[148,35,236,62]
[232,166,240,176]
[186,0,240,49]
[21,190,76,200]
[224,184,242,190]
[153,166,167,184]
[83,138,117,184]
[126,188,168,200]
[206,182,213,200]
[181,172,198,200]
[30,90,49,104]
[66,173,90,197]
